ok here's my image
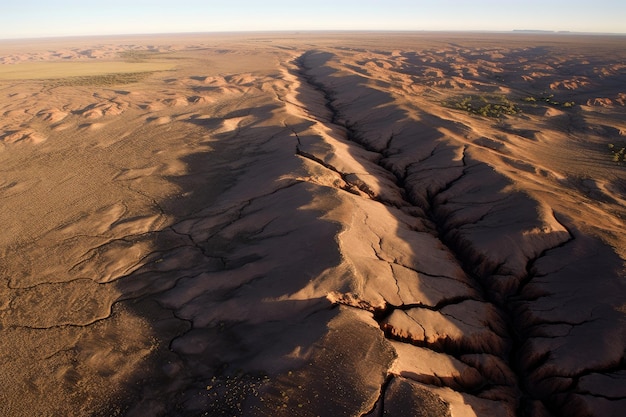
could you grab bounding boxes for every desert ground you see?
[0,32,625,416]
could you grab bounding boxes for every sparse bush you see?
[608,143,626,164]
[522,94,575,108]
[442,94,519,118]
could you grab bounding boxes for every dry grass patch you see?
[0,61,176,81]
[48,72,155,87]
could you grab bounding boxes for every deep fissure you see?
[292,50,585,415]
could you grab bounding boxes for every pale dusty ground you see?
[0,32,625,417]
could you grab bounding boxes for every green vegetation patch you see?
[442,94,520,118]
[522,94,575,108]
[608,143,626,164]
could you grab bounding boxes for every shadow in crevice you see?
[107,100,348,416]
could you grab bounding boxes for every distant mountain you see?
[513,29,556,33]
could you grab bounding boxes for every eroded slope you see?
[0,33,624,417]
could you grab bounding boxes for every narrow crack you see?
[6,298,124,330]
[516,211,576,298]
[295,146,361,196]
[166,306,195,352]
[361,374,393,417]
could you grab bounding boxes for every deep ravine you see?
[291,50,600,417]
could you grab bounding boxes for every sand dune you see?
[0,32,624,417]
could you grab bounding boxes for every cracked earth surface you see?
[1,33,625,416]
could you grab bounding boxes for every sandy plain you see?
[0,32,625,417]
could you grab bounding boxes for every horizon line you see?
[1,28,626,42]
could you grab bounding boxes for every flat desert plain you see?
[0,32,625,417]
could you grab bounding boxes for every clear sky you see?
[1,0,625,39]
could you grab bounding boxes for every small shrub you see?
[608,143,626,164]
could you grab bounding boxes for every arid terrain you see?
[0,32,625,417]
